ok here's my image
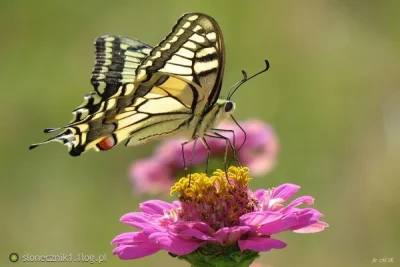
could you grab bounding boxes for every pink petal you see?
[294,221,329,233]
[185,221,214,234]
[253,189,266,203]
[238,237,287,252]
[149,232,201,255]
[120,212,153,230]
[237,121,279,175]
[205,135,232,153]
[288,208,323,230]
[155,138,207,167]
[111,232,148,245]
[214,226,250,244]
[282,196,315,213]
[130,159,173,194]
[182,141,208,165]
[113,244,160,260]
[154,139,185,166]
[241,120,274,147]
[242,152,277,176]
[142,227,159,236]
[258,213,298,235]
[120,212,167,232]
[168,221,212,233]
[120,212,149,228]
[240,211,282,227]
[140,200,174,214]
[168,221,214,241]
[179,228,215,241]
[273,184,301,200]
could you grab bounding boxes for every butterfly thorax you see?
[190,99,235,139]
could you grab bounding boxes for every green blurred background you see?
[1,0,399,266]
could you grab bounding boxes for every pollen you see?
[170,166,257,231]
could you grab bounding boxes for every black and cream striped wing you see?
[29,36,154,155]
[30,13,226,156]
[134,12,225,113]
[59,35,154,129]
[91,35,152,99]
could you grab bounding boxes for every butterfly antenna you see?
[227,70,247,100]
[227,59,270,100]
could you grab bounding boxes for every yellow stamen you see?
[170,166,257,231]
[170,166,252,198]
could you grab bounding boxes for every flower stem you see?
[175,244,259,267]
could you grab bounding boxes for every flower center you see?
[170,166,257,231]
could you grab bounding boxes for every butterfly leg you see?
[181,138,198,185]
[205,133,234,183]
[200,137,211,175]
[188,138,198,177]
[181,140,192,177]
[211,128,241,167]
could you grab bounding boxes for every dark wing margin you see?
[135,13,226,112]
[91,35,153,99]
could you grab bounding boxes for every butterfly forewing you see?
[135,13,225,112]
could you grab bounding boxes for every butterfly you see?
[30,12,269,170]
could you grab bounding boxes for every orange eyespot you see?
[97,136,116,150]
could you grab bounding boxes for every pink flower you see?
[130,120,279,194]
[113,167,328,265]
[230,120,279,175]
[129,159,174,195]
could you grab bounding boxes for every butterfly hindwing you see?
[30,36,153,155]
[91,35,153,98]
[60,36,154,128]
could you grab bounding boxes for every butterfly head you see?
[214,99,236,118]
[224,100,235,113]
[204,99,236,131]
